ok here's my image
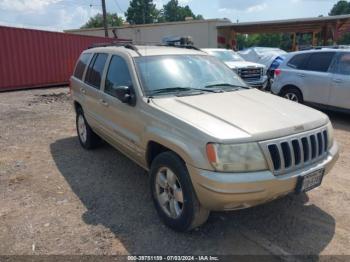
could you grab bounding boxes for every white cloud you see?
[0,0,61,12]
[246,3,267,13]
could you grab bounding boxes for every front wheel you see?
[280,87,303,103]
[150,152,209,232]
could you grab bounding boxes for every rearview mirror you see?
[111,85,135,105]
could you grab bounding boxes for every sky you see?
[0,0,342,32]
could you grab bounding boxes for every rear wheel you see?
[150,151,209,232]
[76,108,100,149]
[281,87,303,103]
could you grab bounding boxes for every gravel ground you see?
[0,87,349,258]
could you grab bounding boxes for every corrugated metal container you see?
[0,26,128,91]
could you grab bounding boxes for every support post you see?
[102,0,109,37]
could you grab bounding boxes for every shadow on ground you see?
[50,137,335,256]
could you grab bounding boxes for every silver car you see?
[271,49,350,112]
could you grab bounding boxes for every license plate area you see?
[296,169,325,193]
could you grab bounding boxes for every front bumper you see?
[245,75,268,89]
[188,142,339,211]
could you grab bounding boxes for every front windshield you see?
[135,55,247,96]
[209,50,244,62]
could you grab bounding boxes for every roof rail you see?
[157,44,202,51]
[299,45,350,51]
[88,41,143,56]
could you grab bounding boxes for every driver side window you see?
[105,55,133,98]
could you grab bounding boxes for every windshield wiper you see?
[148,87,220,96]
[205,83,249,89]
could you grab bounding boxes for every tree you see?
[162,0,203,22]
[81,13,123,29]
[329,0,350,15]
[125,0,159,24]
[329,1,350,44]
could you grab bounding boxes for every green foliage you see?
[80,13,123,29]
[124,0,203,24]
[162,0,198,22]
[125,0,159,24]
[329,0,350,15]
[329,1,350,44]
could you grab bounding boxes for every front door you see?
[100,55,144,161]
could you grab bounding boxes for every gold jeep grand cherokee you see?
[70,43,339,232]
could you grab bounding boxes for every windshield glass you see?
[135,55,247,96]
[208,50,244,62]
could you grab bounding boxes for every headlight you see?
[326,122,334,149]
[206,143,268,172]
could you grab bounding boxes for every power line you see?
[113,0,124,14]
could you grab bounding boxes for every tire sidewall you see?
[150,152,196,232]
[282,87,303,103]
[76,108,91,149]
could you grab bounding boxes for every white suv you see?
[271,49,350,112]
[203,49,268,89]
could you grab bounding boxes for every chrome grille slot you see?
[237,67,263,81]
[260,127,329,175]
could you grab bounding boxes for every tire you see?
[76,108,100,149]
[150,151,209,232]
[280,87,303,103]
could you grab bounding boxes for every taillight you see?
[274,68,282,77]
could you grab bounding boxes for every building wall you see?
[65,19,231,48]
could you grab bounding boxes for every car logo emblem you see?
[294,125,304,132]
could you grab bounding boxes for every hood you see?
[150,89,329,142]
[225,61,265,69]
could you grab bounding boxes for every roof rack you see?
[88,41,142,56]
[160,36,202,51]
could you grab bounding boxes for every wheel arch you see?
[146,140,187,169]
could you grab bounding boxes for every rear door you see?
[298,52,335,105]
[82,53,109,129]
[329,52,350,110]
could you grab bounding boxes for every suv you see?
[271,49,350,112]
[202,48,268,89]
[70,44,339,231]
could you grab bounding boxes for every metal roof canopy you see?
[217,15,350,50]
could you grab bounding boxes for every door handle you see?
[333,79,343,83]
[80,87,86,94]
[297,73,305,77]
[99,99,109,107]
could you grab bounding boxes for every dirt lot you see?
[0,87,349,258]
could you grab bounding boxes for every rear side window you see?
[85,53,108,89]
[304,52,335,72]
[287,53,310,69]
[334,52,350,75]
[74,53,91,80]
[105,56,133,97]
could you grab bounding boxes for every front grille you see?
[260,127,328,175]
[237,67,263,81]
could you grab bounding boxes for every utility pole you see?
[101,0,108,37]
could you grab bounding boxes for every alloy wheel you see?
[155,167,184,218]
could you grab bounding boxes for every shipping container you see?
[0,26,129,91]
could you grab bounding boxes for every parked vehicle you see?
[202,48,268,89]
[70,44,339,231]
[239,47,287,90]
[271,49,350,112]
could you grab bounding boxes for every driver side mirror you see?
[111,85,135,105]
